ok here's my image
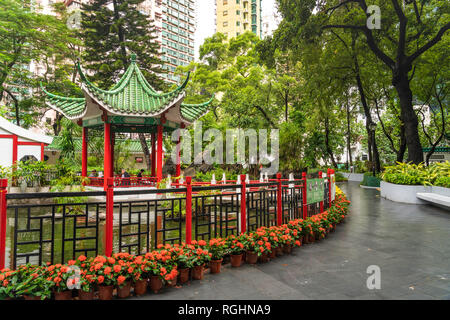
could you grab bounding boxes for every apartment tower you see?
[215,0,262,39]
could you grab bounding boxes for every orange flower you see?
[117,275,126,285]
[113,265,122,273]
[97,275,104,284]
[78,255,87,262]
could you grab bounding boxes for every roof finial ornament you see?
[130,53,137,62]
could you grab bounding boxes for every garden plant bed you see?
[0,194,350,300]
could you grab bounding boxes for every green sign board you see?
[306,178,325,204]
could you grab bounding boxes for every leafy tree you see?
[80,0,165,170]
[274,0,450,164]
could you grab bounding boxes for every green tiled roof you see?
[180,96,214,123]
[41,54,214,123]
[77,56,190,116]
[40,84,86,120]
[45,136,149,154]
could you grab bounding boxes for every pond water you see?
[5,204,243,268]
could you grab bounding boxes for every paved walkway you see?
[135,182,450,300]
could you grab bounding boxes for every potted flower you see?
[131,255,148,296]
[226,234,246,267]
[75,256,96,300]
[0,268,19,300]
[15,265,52,300]
[91,255,117,300]
[111,253,135,298]
[266,227,282,258]
[173,245,194,284]
[189,241,211,280]
[207,238,227,274]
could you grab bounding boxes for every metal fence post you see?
[185,176,192,244]
[302,172,307,219]
[319,171,324,213]
[0,179,7,269]
[277,173,282,226]
[105,177,114,257]
[240,174,246,234]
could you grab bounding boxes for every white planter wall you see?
[380,181,450,204]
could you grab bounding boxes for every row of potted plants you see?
[0,193,350,300]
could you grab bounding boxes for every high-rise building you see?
[215,0,262,40]
[156,0,196,83]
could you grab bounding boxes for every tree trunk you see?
[346,101,353,170]
[324,117,337,168]
[138,133,151,171]
[392,69,423,164]
[397,124,407,162]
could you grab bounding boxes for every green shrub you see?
[381,161,450,187]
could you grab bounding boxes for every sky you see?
[194,0,278,60]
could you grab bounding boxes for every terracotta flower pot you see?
[283,244,292,254]
[269,249,276,259]
[192,265,204,280]
[24,295,41,300]
[245,251,258,264]
[230,254,243,267]
[78,289,94,300]
[150,276,163,293]
[209,259,223,274]
[117,281,131,299]
[54,290,72,300]
[98,285,113,300]
[134,279,148,296]
[223,255,231,265]
[258,252,269,263]
[167,276,177,287]
[275,246,284,256]
[178,268,190,284]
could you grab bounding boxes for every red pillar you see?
[105,177,114,257]
[277,173,282,226]
[156,123,164,184]
[104,122,111,190]
[82,127,88,178]
[302,172,308,219]
[0,179,7,269]
[240,174,247,234]
[12,135,17,165]
[40,143,45,161]
[110,132,115,178]
[185,176,192,244]
[319,171,324,213]
[151,132,156,177]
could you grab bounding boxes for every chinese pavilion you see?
[41,54,213,189]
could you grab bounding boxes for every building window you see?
[223,0,228,5]
[223,21,228,27]
[236,0,240,3]
[236,10,240,15]
[223,10,228,16]
[236,21,240,26]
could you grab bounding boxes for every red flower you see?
[117,276,126,285]
[113,265,122,273]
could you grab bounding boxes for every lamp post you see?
[369,122,377,176]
